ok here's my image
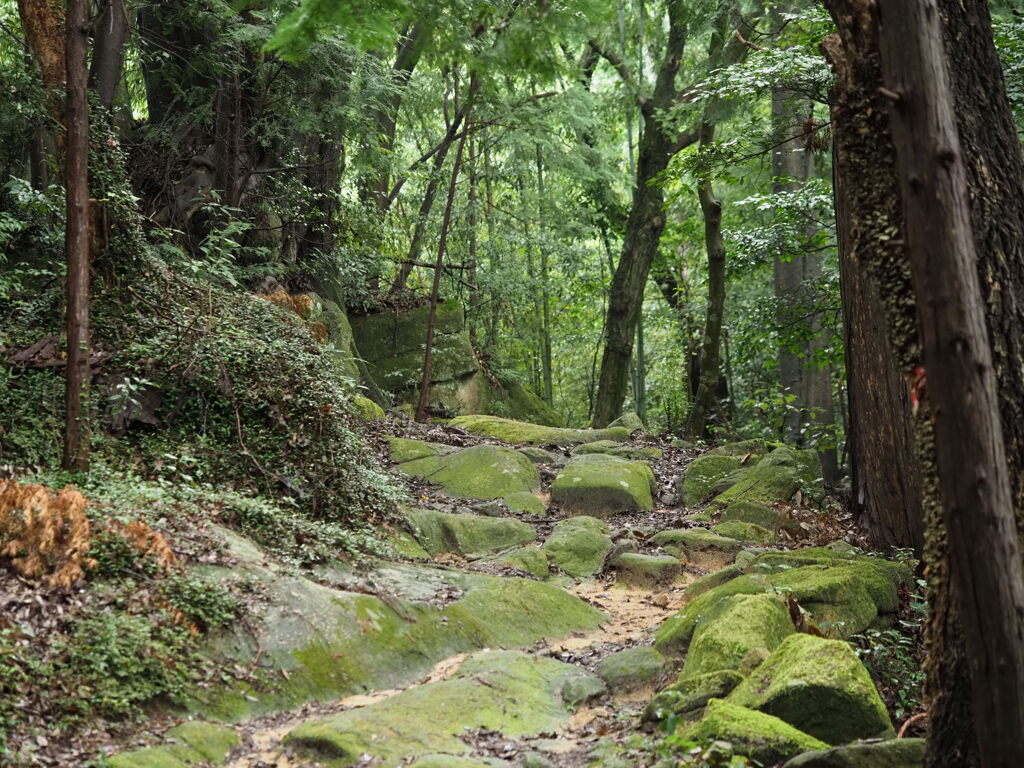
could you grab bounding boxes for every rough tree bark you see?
[684,121,727,438]
[877,1,1024,762]
[63,0,90,471]
[89,0,129,111]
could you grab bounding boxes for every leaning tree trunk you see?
[877,1,1024,762]
[684,121,727,438]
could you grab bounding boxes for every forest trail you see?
[108,415,920,768]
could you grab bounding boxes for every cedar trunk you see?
[877,1,1024,762]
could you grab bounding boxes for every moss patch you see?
[728,633,894,744]
[681,594,794,679]
[550,454,655,517]
[612,553,682,588]
[447,415,630,446]
[286,650,600,766]
[352,395,386,421]
[108,722,240,768]
[404,508,536,556]
[503,491,546,515]
[494,546,550,578]
[643,669,744,724]
[714,448,821,506]
[542,516,613,577]
[781,738,925,768]
[388,437,453,464]
[680,455,743,506]
[400,444,540,499]
[680,699,827,764]
[721,501,784,530]
[707,439,777,458]
[711,521,776,544]
[596,647,667,691]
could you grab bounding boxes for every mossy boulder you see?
[608,411,646,431]
[352,395,386,421]
[679,699,827,764]
[518,446,564,465]
[681,594,794,679]
[503,491,546,515]
[711,520,776,544]
[685,564,744,598]
[448,415,630,446]
[714,447,821,506]
[643,669,744,724]
[409,756,499,768]
[721,501,784,530]
[562,674,608,705]
[782,738,925,768]
[728,633,894,744]
[349,300,478,392]
[494,546,550,578]
[707,439,777,459]
[108,722,240,768]
[651,528,741,563]
[400,444,540,499]
[388,437,453,464]
[574,440,662,460]
[543,516,613,577]
[596,647,667,691]
[551,454,655,517]
[286,650,601,766]
[405,509,536,556]
[612,553,682,588]
[680,454,744,506]
[189,527,602,723]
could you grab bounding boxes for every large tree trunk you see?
[684,121,727,438]
[877,2,1024,762]
[89,0,129,111]
[63,0,90,472]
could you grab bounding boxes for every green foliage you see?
[159,572,240,631]
[648,716,755,767]
[850,577,928,722]
[59,612,195,718]
[995,18,1024,131]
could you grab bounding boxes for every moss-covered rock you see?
[562,674,608,705]
[714,447,821,506]
[108,722,240,768]
[681,594,794,679]
[711,520,776,544]
[596,647,667,691]
[543,516,613,577]
[573,440,663,460]
[448,415,630,446]
[352,395,386,421]
[707,440,777,459]
[188,528,602,723]
[685,564,744,598]
[651,528,741,559]
[388,437,454,464]
[409,756,499,768]
[400,444,540,499]
[494,546,550,578]
[654,575,774,656]
[503,491,546,515]
[286,650,601,766]
[612,553,682,588]
[782,738,925,768]
[728,633,894,744]
[405,508,536,556]
[680,454,744,506]
[608,411,646,431]
[679,699,827,764]
[518,446,564,465]
[551,454,655,517]
[721,501,784,530]
[643,669,744,724]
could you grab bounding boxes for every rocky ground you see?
[104,413,924,768]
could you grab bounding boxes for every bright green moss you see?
[681,455,744,506]
[447,415,630,446]
[681,594,794,679]
[400,444,540,499]
[680,699,827,764]
[543,516,612,577]
[551,454,655,517]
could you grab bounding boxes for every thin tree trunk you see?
[415,77,477,421]
[466,130,480,346]
[878,2,1024,762]
[535,145,553,406]
[63,0,90,471]
[685,121,727,438]
[483,144,500,353]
